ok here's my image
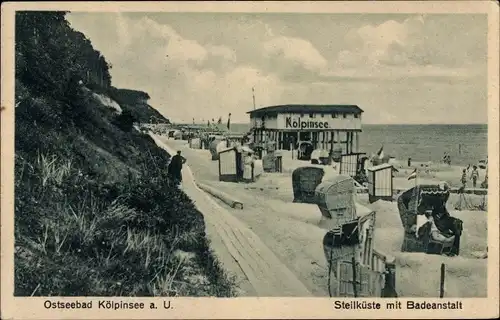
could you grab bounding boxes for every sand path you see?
[155,137,333,296]
[150,134,312,297]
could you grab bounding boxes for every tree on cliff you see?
[15,11,112,101]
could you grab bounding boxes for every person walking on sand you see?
[243,152,254,182]
[168,150,187,185]
[470,165,479,188]
[461,169,467,188]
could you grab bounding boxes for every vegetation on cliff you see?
[14,11,234,296]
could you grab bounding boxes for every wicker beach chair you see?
[291,166,325,203]
[397,184,462,255]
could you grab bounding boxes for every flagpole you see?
[252,87,256,110]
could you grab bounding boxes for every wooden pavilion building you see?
[247,104,364,156]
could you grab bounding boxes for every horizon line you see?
[176,121,488,126]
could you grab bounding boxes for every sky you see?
[66,12,488,124]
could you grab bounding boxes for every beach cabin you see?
[247,104,363,160]
[339,152,367,177]
[366,163,395,203]
[218,146,244,182]
[262,150,283,173]
[189,137,201,149]
[218,146,262,182]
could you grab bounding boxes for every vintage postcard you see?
[1,1,499,319]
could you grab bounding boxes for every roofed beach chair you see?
[292,166,325,203]
[397,183,463,256]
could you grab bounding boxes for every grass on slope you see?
[14,87,236,297]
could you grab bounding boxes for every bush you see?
[15,150,236,297]
[114,110,136,132]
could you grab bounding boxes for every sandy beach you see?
[276,149,487,190]
[156,136,487,298]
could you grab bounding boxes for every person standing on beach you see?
[481,169,488,188]
[461,169,467,188]
[443,152,451,165]
[470,165,479,188]
[243,152,254,182]
[168,150,187,185]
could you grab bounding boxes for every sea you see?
[228,123,488,166]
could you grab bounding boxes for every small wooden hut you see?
[339,152,366,177]
[366,163,395,203]
[262,150,283,173]
[218,146,244,182]
[218,146,261,182]
[189,137,201,149]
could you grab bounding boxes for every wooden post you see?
[324,131,328,151]
[355,131,360,153]
[440,263,446,298]
[351,257,358,297]
[352,132,355,153]
[347,132,349,154]
[251,162,255,182]
[330,131,334,152]
[346,132,350,154]
[382,256,398,297]
[335,130,339,151]
[349,132,354,154]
